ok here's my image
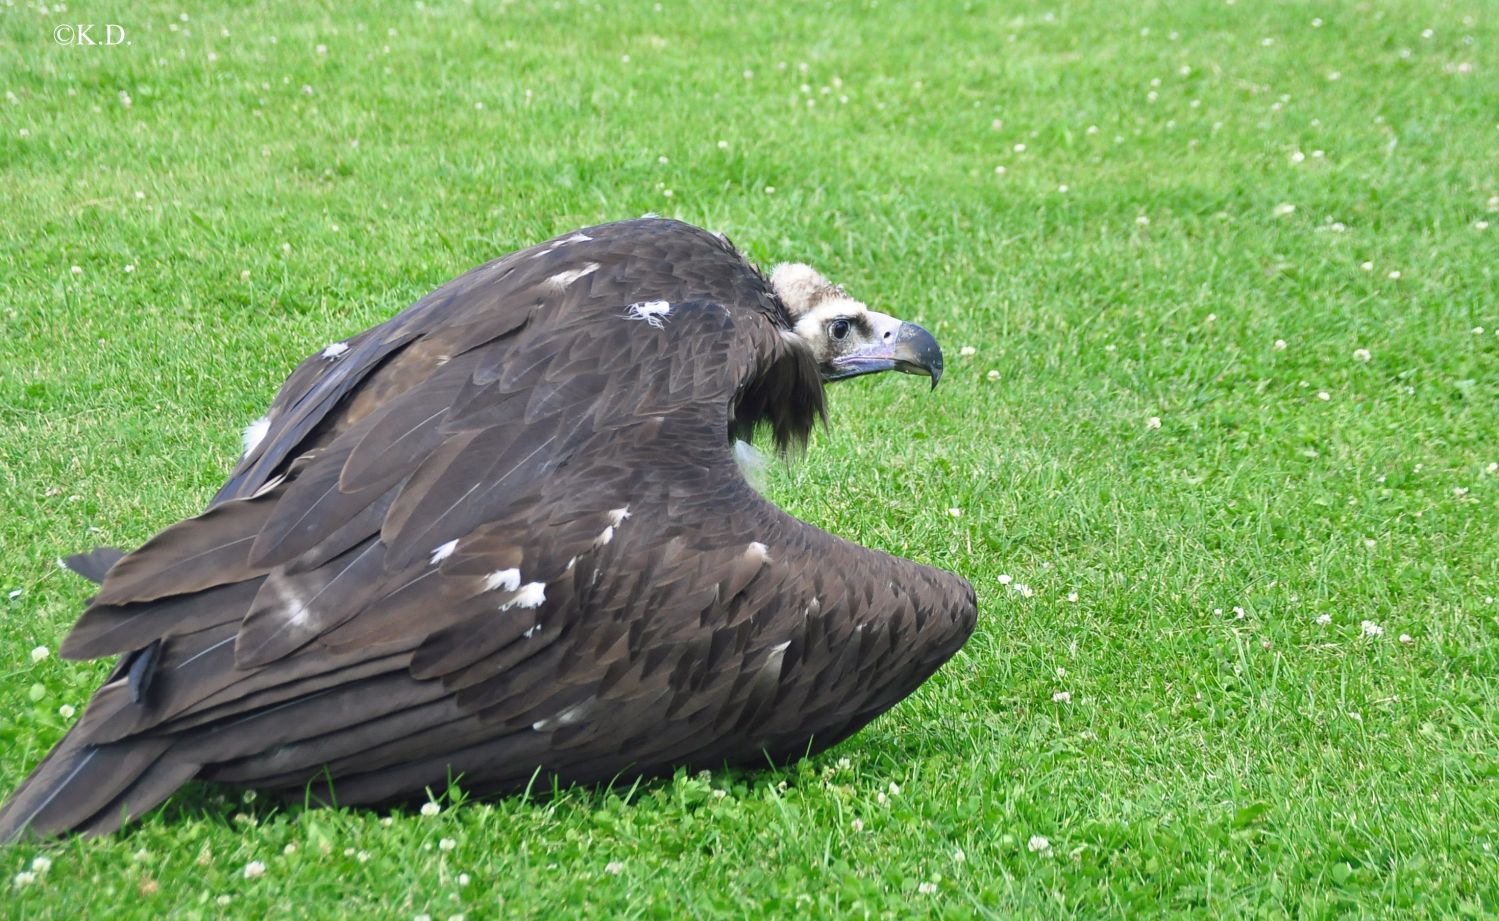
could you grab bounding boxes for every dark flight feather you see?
[0,218,975,842]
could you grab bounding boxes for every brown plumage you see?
[0,218,975,839]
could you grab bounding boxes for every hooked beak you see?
[825,321,945,389]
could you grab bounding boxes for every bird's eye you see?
[829,318,851,340]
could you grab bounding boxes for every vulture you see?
[0,217,976,840]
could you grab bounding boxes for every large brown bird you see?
[0,218,976,839]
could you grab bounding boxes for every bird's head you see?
[769,263,944,388]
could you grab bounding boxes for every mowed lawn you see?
[2,0,1497,916]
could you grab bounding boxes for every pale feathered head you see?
[769,263,943,387]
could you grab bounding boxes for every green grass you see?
[2,0,1497,916]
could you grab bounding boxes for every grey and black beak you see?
[826,320,945,389]
[890,321,944,390]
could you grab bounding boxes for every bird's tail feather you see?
[0,726,193,841]
[62,546,126,585]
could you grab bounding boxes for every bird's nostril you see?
[883,330,893,339]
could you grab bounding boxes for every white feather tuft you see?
[242,416,271,456]
[625,300,672,329]
[734,440,768,493]
[484,567,522,593]
[429,540,459,565]
[321,341,350,360]
[501,581,547,611]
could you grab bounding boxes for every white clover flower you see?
[604,861,624,875]
[1052,690,1071,703]
[954,847,966,863]
[70,265,82,277]
[1315,613,1332,625]
[1360,620,1384,637]
[998,574,1012,585]
[851,818,864,831]
[30,857,51,874]
[243,861,267,879]
[1014,583,1034,598]
[13,871,36,887]
[959,345,977,357]
[1317,391,1331,401]
[1353,348,1372,362]
[439,838,456,851]
[1066,592,1079,602]
[30,645,49,663]
[1273,203,1296,217]
[1273,339,1287,351]
[918,881,938,895]
[1232,606,1246,619]
[1146,416,1162,430]
[457,873,471,886]
[986,369,1001,381]
[1360,261,1374,271]
[1136,215,1149,226]
[217,896,232,907]
[283,844,297,855]
[420,802,441,817]
[1387,270,1401,280]
[947,507,963,517]
[1399,633,1413,645]
[1028,835,1051,853]
[888,782,901,796]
